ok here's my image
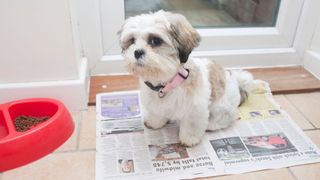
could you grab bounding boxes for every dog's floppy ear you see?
[163,11,201,63]
[117,22,127,52]
[117,17,133,51]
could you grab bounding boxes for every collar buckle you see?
[158,89,166,98]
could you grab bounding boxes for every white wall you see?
[0,0,88,111]
[0,0,81,83]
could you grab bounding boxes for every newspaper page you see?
[204,116,320,174]
[203,80,320,174]
[96,91,218,180]
[96,84,320,179]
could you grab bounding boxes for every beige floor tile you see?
[273,95,314,129]
[202,168,294,180]
[289,163,320,180]
[285,93,320,128]
[2,151,95,180]
[289,130,320,180]
[305,130,320,147]
[79,106,96,150]
[55,111,80,152]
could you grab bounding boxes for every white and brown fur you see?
[118,10,253,146]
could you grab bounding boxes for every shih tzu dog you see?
[118,11,253,147]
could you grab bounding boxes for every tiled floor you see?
[1,93,320,180]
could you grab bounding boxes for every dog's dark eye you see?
[149,37,162,47]
[129,38,135,45]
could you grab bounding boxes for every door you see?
[77,0,304,75]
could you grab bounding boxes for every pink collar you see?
[144,67,189,98]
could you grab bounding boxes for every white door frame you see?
[294,0,320,79]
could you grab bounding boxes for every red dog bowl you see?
[0,98,74,172]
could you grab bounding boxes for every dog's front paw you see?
[179,133,202,147]
[144,117,168,130]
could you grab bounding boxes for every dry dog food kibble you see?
[14,115,50,132]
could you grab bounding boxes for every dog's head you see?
[118,11,200,82]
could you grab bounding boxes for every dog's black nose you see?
[134,49,145,59]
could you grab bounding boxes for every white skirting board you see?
[0,58,89,111]
[304,51,320,80]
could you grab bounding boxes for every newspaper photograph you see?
[96,91,142,120]
[96,86,320,180]
[241,133,297,157]
[96,91,144,135]
[209,137,250,161]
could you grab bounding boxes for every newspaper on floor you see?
[96,91,216,180]
[96,82,320,180]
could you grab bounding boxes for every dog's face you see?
[118,11,200,82]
